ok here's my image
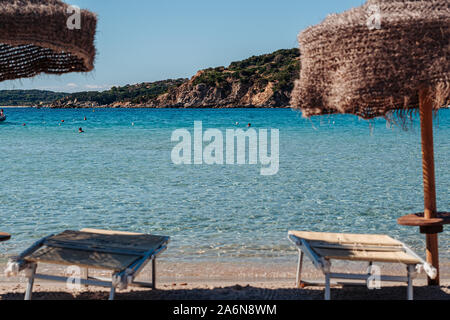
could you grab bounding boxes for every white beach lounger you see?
[5,228,170,300]
[288,231,437,300]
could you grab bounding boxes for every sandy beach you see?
[1,261,449,300]
[1,280,449,301]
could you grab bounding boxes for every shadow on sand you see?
[1,285,449,300]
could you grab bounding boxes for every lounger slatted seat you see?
[27,246,146,271]
[5,229,170,300]
[288,231,437,300]
[27,230,168,270]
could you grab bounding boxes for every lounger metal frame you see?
[288,234,434,300]
[6,234,169,300]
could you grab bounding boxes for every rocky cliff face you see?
[147,71,292,108]
[50,49,300,108]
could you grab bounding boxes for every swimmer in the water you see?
[79,127,84,133]
[84,116,87,121]
[0,109,4,117]
[247,123,251,127]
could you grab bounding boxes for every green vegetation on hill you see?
[64,79,187,105]
[56,79,187,105]
[0,90,67,106]
[193,49,300,92]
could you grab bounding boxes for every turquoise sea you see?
[0,108,448,263]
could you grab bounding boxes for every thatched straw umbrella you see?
[0,0,97,82]
[0,0,97,242]
[291,0,449,286]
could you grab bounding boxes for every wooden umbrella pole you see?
[419,87,439,286]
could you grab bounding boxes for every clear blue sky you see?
[0,0,364,92]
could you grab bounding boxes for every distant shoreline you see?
[1,105,448,110]
[1,106,32,108]
[1,106,291,109]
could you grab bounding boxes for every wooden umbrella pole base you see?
[419,87,440,286]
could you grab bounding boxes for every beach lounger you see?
[288,231,437,300]
[5,228,170,300]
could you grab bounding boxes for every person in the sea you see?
[247,123,251,128]
[0,109,4,117]
[79,127,84,133]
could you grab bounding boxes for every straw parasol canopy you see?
[291,0,449,286]
[291,0,449,120]
[0,0,97,82]
[0,0,96,243]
